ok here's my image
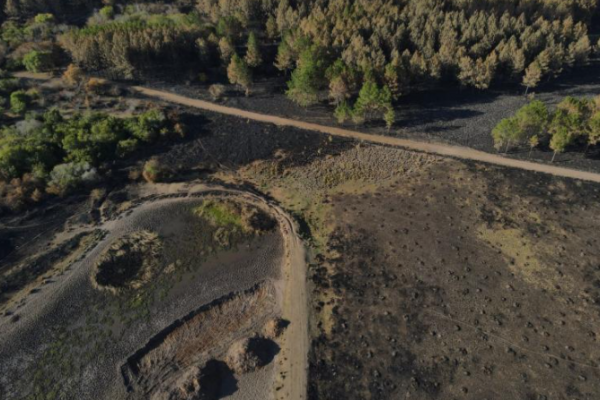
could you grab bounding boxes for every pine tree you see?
[275,39,293,72]
[227,54,252,96]
[219,37,235,63]
[245,32,262,68]
[286,46,324,107]
[522,61,543,94]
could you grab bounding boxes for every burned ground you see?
[307,160,600,400]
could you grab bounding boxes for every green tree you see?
[275,38,294,72]
[334,101,352,124]
[528,135,539,158]
[549,126,572,162]
[384,109,395,131]
[286,45,324,107]
[515,100,549,139]
[523,61,543,94]
[586,111,600,152]
[352,82,393,125]
[10,90,28,114]
[492,117,519,152]
[227,54,252,96]
[245,32,262,68]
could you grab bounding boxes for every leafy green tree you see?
[245,32,262,68]
[99,6,114,20]
[384,109,395,131]
[286,45,324,107]
[227,54,252,96]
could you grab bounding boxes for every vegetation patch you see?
[193,198,276,247]
[92,230,162,294]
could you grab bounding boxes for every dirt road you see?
[131,86,600,184]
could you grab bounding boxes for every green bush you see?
[23,50,54,73]
[10,90,28,114]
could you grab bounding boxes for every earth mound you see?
[92,230,162,293]
[225,336,278,375]
[168,360,234,400]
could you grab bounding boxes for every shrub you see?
[209,84,226,101]
[63,64,84,87]
[47,162,99,196]
[23,50,53,73]
[10,90,28,114]
[142,158,167,183]
[85,78,110,95]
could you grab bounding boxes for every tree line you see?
[492,96,600,161]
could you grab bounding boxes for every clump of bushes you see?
[0,108,184,213]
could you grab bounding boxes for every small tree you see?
[549,127,571,162]
[219,37,235,63]
[10,90,28,114]
[275,39,294,72]
[142,158,168,183]
[209,84,226,101]
[328,76,350,105]
[245,32,262,68]
[384,109,395,131]
[522,61,543,95]
[227,54,252,96]
[334,101,352,124]
[528,135,539,158]
[63,64,84,87]
[492,117,519,152]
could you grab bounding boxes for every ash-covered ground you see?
[0,194,285,400]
